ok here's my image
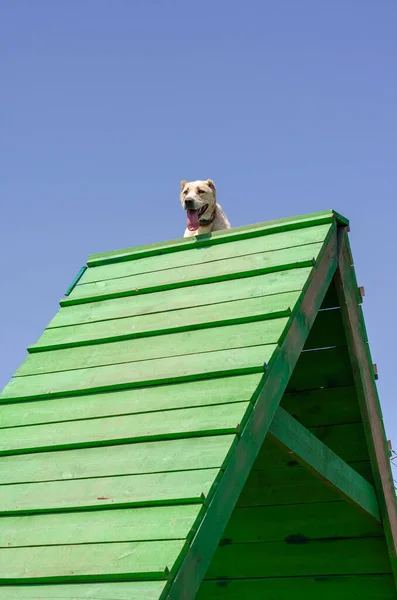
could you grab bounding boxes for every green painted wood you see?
[63,242,322,305]
[0,436,236,484]
[31,292,299,351]
[236,462,374,508]
[5,217,387,598]
[268,407,380,521]
[50,267,312,329]
[0,540,186,583]
[0,344,276,401]
[335,227,397,582]
[303,307,346,350]
[0,212,392,598]
[0,374,261,427]
[206,537,391,579]
[0,403,247,455]
[80,224,332,285]
[257,422,368,467]
[197,575,397,600]
[87,210,344,266]
[0,505,203,547]
[165,228,338,600]
[336,234,364,307]
[222,501,383,544]
[280,385,361,427]
[287,345,354,392]
[17,319,288,377]
[0,582,167,600]
[0,468,219,514]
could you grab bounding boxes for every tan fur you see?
[180,179,231,237]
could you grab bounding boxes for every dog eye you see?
[183,189,189,195]
[198,189,205,194]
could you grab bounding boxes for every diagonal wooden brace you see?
[268,406,381,522]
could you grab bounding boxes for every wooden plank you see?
[63,243,322,305]
[0,582,167,600]
[303,307,346,350]
[87,210,345,266]
[165,226,338,600]
[206,537,391,579]
[0,344,277,401]
[0,468,219,514]
[236,462,374,508]
[256,422,369,467]
[267,407,380,521]
[17,319,288,377]
[0,435,235,484]
[222,501,383,544]
[0,505,202,547]
[0,403,247,455]
[31,291,299,351]
[280,384,361,427]
[197,575,397,600]
[0,374,262,428]
[50,268,312,329]
[80,224,332,285]
[286,345,354,392]
[0,540,185,583]
[335,227,397,579]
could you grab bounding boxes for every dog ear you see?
[206,179,216,191]
[180,180,188,190]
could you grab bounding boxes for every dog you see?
[180,179,231,237]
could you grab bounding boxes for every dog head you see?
[180,179,217,232]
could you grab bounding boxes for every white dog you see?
[180,179,231,237]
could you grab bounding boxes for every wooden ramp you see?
[1,210,396,599]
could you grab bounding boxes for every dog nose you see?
[184,198,195,209]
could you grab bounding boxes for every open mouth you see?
[186,204,208,231]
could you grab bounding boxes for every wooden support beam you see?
[268,406,381,522]
[334,226,397,581]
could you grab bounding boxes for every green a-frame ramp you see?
[0,210,396,599]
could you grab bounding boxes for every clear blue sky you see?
[1,1,396,443]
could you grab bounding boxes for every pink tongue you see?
[187,209,200,231]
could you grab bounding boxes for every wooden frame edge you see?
[334,226,397,582]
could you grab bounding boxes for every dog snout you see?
[184,198,199,209]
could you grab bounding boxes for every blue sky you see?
[1,1,396,443]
